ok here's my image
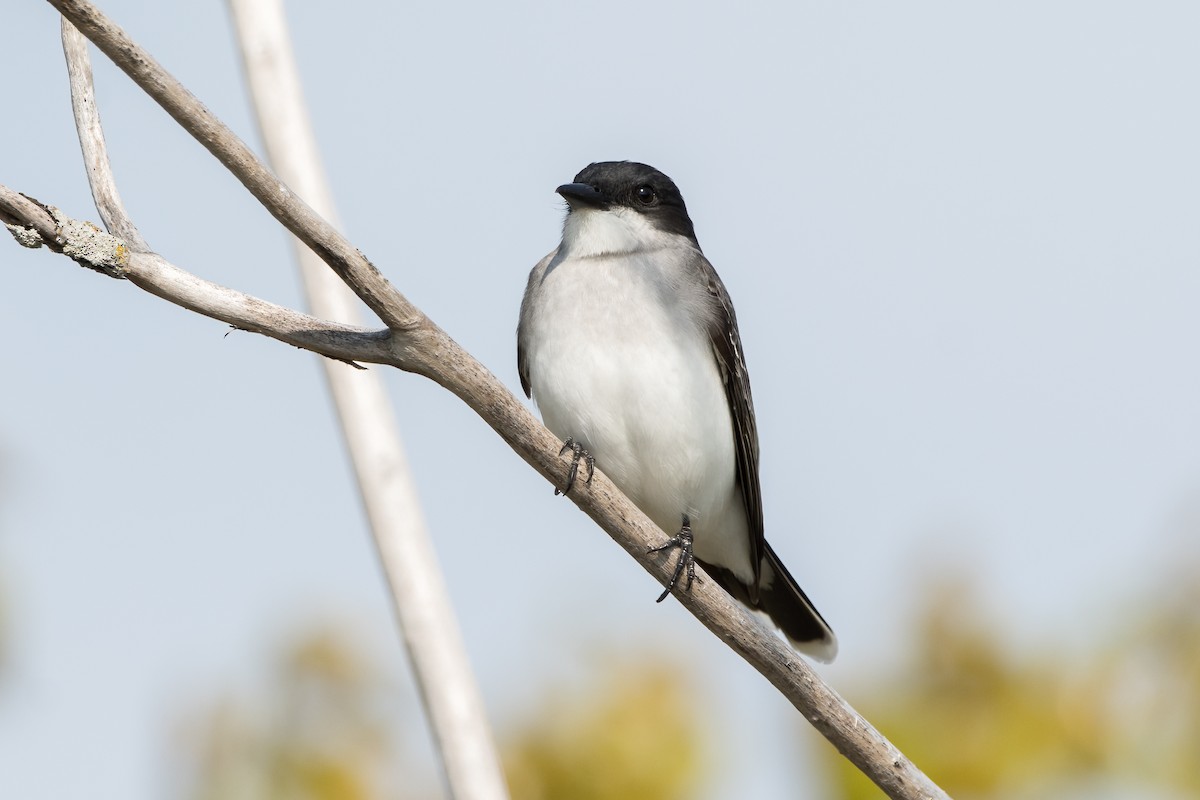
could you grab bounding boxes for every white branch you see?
[226,1,508,797]
[13,2,952,798]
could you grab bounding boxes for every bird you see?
[517,161,837,662]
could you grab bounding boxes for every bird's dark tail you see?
[757,542,838,662]
[700,543,838,662]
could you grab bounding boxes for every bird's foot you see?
[649,516,695,602]
[554,437,594,496]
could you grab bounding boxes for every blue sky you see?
[2,2,1199,798]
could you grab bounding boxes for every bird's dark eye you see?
[635,185,657,205]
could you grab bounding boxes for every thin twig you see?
[227,0,508,797]
[61,17,148,252]
[19,2,951,797]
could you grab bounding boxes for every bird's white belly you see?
[526,257,753,577]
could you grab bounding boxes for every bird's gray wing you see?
[698,255,765,595]
[517,322,532,399]
[517,250,558,398]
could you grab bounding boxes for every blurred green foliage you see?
[823,576,1200,799]
[180,633,703,800]
[178,565,1200,799]
[184,630,395,800]
[502,659,705,800]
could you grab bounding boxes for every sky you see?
[2,1,1200,798]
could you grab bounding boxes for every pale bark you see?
[60,19,148,252]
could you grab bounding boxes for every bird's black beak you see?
[556,182,608,210]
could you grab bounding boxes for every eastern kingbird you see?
[517,161,837,662]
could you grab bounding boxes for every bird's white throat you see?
[561,206,674,259]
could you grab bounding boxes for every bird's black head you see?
[557,161,698,244]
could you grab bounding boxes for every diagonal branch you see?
[16,2,952,798]
[1,135,947,800]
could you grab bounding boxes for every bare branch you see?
[227,0,508,797]
[0,185,390,365]
[46,0,418,332]
[61,17,149,252]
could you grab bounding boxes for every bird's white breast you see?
[523,234,754,580]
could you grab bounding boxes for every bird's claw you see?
[649,518,695,602]
[555,437,594,496]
